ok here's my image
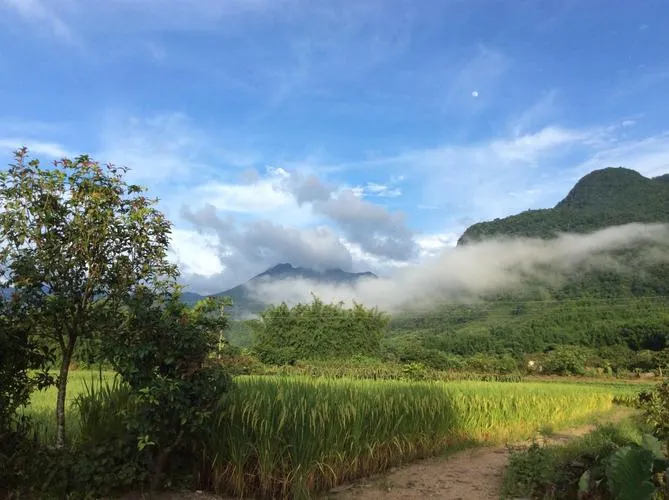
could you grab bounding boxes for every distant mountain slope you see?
[184,263,377,314]
[458,167,669,245]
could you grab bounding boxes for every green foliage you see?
[639,378,669,443]
[101,288,232,490]
[388,297,669,373]
[460,167,669,244]
[251,297,389,363]
[502,419,650,499]
[0,147,177,448]
[542,345,589,375]
[605,443,660,500]
[0,296,52,429]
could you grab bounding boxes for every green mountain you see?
[458,167,669,244]
[183,263,377,316]
[386,167,669,372]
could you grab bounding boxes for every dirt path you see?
[323,408,633,500]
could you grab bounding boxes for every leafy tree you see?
[251,297,389,363]
[101,287,232,490]
[0,148,177,448]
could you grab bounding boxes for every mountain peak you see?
[555,167,649,211]
[203,263,378,315]
[258,263,295,277]
[458,166,669,245]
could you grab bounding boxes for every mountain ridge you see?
[182,263,377,313]
[458,167,669,245]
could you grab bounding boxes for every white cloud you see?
[574,132,669,179]
[168,228,224,277]
[416,232,460,258]
[95,113,210,183]
[0,138,73,158]
[355,182,402,198]
[490,127,584,162]
[3,0,74,41]
[196,180,294,215]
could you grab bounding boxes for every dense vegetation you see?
[502,379,669,499]
[0,149,231,497]
[386,296,669,375]
[249,298,389,364]
[459,167,669,244]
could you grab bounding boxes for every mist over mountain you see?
[241,166,669,312]
[182,264,377,314]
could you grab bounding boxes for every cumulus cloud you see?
[246,223,669,312]
[176,202,354,292]
[284,173,417,261]
[172,165,419,292]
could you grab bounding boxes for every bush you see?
[102,288,233,491]
[542,345,589,375]
[502,420,650,499]
[251,298,389,363]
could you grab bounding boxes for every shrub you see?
[251,298,389,362]
[102,288,233,491]
[542,345,589,375]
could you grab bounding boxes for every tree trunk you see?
[150,429,184,492]
[55,338,75,449]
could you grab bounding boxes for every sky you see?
[1,0,668,294]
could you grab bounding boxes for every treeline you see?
[387,296,669,374]
[249,298,388,364]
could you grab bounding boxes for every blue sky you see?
[1,0,669,292]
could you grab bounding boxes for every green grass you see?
[206,375,627,498]
[21,370,647,498]
[20,369,116,445]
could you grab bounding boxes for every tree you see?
[0,147,177,448]
[251,297,389,363]
[101,287,232,490]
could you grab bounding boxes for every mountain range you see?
[182,263,377,314]
[458,167,669,245]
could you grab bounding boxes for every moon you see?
[471,90,479,97]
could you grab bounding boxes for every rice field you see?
[22,370,641,498]
[20,369,116,444]
[206,375,620,498]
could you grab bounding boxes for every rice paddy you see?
[208,376,620,497]
[22,370,643,498]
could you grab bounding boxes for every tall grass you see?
[20,370,633,498]
[19,369,116,445]
[205,376,616,499]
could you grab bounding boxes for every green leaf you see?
[578,470,591,495]
[641,433,665,460]
[606,445,656,500]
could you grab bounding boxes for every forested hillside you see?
[458,168,669,244]
[386,167,669,374]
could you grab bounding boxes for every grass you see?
[21,370,647,498]
[206,375,626,498]
[19,368,116,445]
